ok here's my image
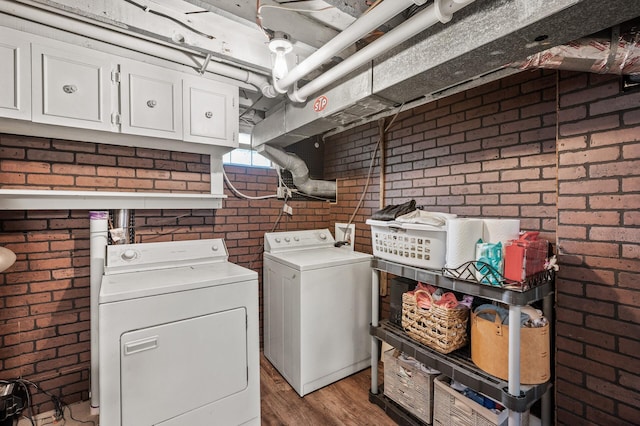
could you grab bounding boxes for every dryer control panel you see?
[104,238,228,274]
[264,229,335,253]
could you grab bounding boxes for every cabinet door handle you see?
[147,100,157,108]
[62,84,78,94]
[205,111,213,119]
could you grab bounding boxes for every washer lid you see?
[264,247,372,271]
[99,261,257,304]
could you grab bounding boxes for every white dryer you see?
[263,229,372,397]
[99,239,260,426]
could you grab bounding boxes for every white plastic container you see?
[366,219,447,269]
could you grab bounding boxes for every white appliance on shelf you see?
[98,239,260,426]
[263,228,372,397]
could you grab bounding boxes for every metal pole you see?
[371,268,380,394]
[508,305,522,426]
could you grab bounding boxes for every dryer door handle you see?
[124,336,159,355]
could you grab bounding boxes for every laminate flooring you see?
[18,353,396,426]
[260,353,397,426]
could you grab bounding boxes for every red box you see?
[503,232,548,282]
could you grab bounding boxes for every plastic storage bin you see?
[383,349,438,424]
[366,219,447,269]
[433,376,525,426]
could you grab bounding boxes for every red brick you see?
[560,115,620,136]
[555,378,615,412]
[558,211,620,226]
[562,179,619,196]
[590,127,640,146]
[590,90,640,115]
[589,194,640,210]
[560,81,620,107]
[586,285,640,306]
[556,352,616,380]
[619,403,640,425]
[624,109,640,125]
[557,322,615,349]
[589,160,640,178]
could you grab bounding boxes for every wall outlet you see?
[283,204,293,215]
[276,187,286,199]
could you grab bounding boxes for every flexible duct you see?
[0,1,275,96]
[289,0,476,103]
[267,0,425,95]
[257,145,336,198]
[511,31,640,75]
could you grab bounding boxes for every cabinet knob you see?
[62,84,78,94]
[205,111,213,119]
[147,100,157,108]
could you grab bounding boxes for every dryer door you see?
[120,308,248,425]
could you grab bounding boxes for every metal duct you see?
[110,209,135,244]
[253,0,640,148]
[256,145,336,198]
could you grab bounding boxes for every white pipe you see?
[0,1,274,96]
[257,145,336,198]
[370,269,380,395]
[508,305,523,426]
[269,0,423,94]
[89,211,109,414]
[290,0,476,102]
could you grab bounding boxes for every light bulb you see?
[273,49,288,80]
[268,32,292,81]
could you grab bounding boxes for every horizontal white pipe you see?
[0,1,273,95]
[272,0,422,93]
[291,0,476,102]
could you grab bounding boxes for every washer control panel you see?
[264,229,335,253]
[104,238,227,274]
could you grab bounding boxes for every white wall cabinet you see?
[0,27,31,120]
[120,61,182,140]
[183,75,237,147]
[32,43,115,132]
[0,26,238,152]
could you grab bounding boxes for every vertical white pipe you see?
[290,0,476,102]
[89,211,109,414]
[371,268,380,394]
[272,0,420,93]
[508,305,522,426]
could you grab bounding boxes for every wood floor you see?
[260,353,397,426]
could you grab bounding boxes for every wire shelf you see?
[442,261,555,291]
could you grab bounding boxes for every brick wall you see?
[2,67,639,422]
[556,72,640,425]
[0,135,329,413]
[324,69,640,425]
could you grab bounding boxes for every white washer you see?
[263,229,372,397]
[99,239,260,426]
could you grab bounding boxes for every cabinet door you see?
[183,76,238,147]
[120,61,182,140]
[31,43,115,131]
[0,28,31,120]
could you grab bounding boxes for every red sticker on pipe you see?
[313,95,328,112]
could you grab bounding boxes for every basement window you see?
[223,133,271,168]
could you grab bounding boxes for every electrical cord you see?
[0,378,95,426]
[223,166,279,200]
[334,103,406,247]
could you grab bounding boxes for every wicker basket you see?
[402,290,469,354]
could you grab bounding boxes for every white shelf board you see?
[0,189,225,210]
